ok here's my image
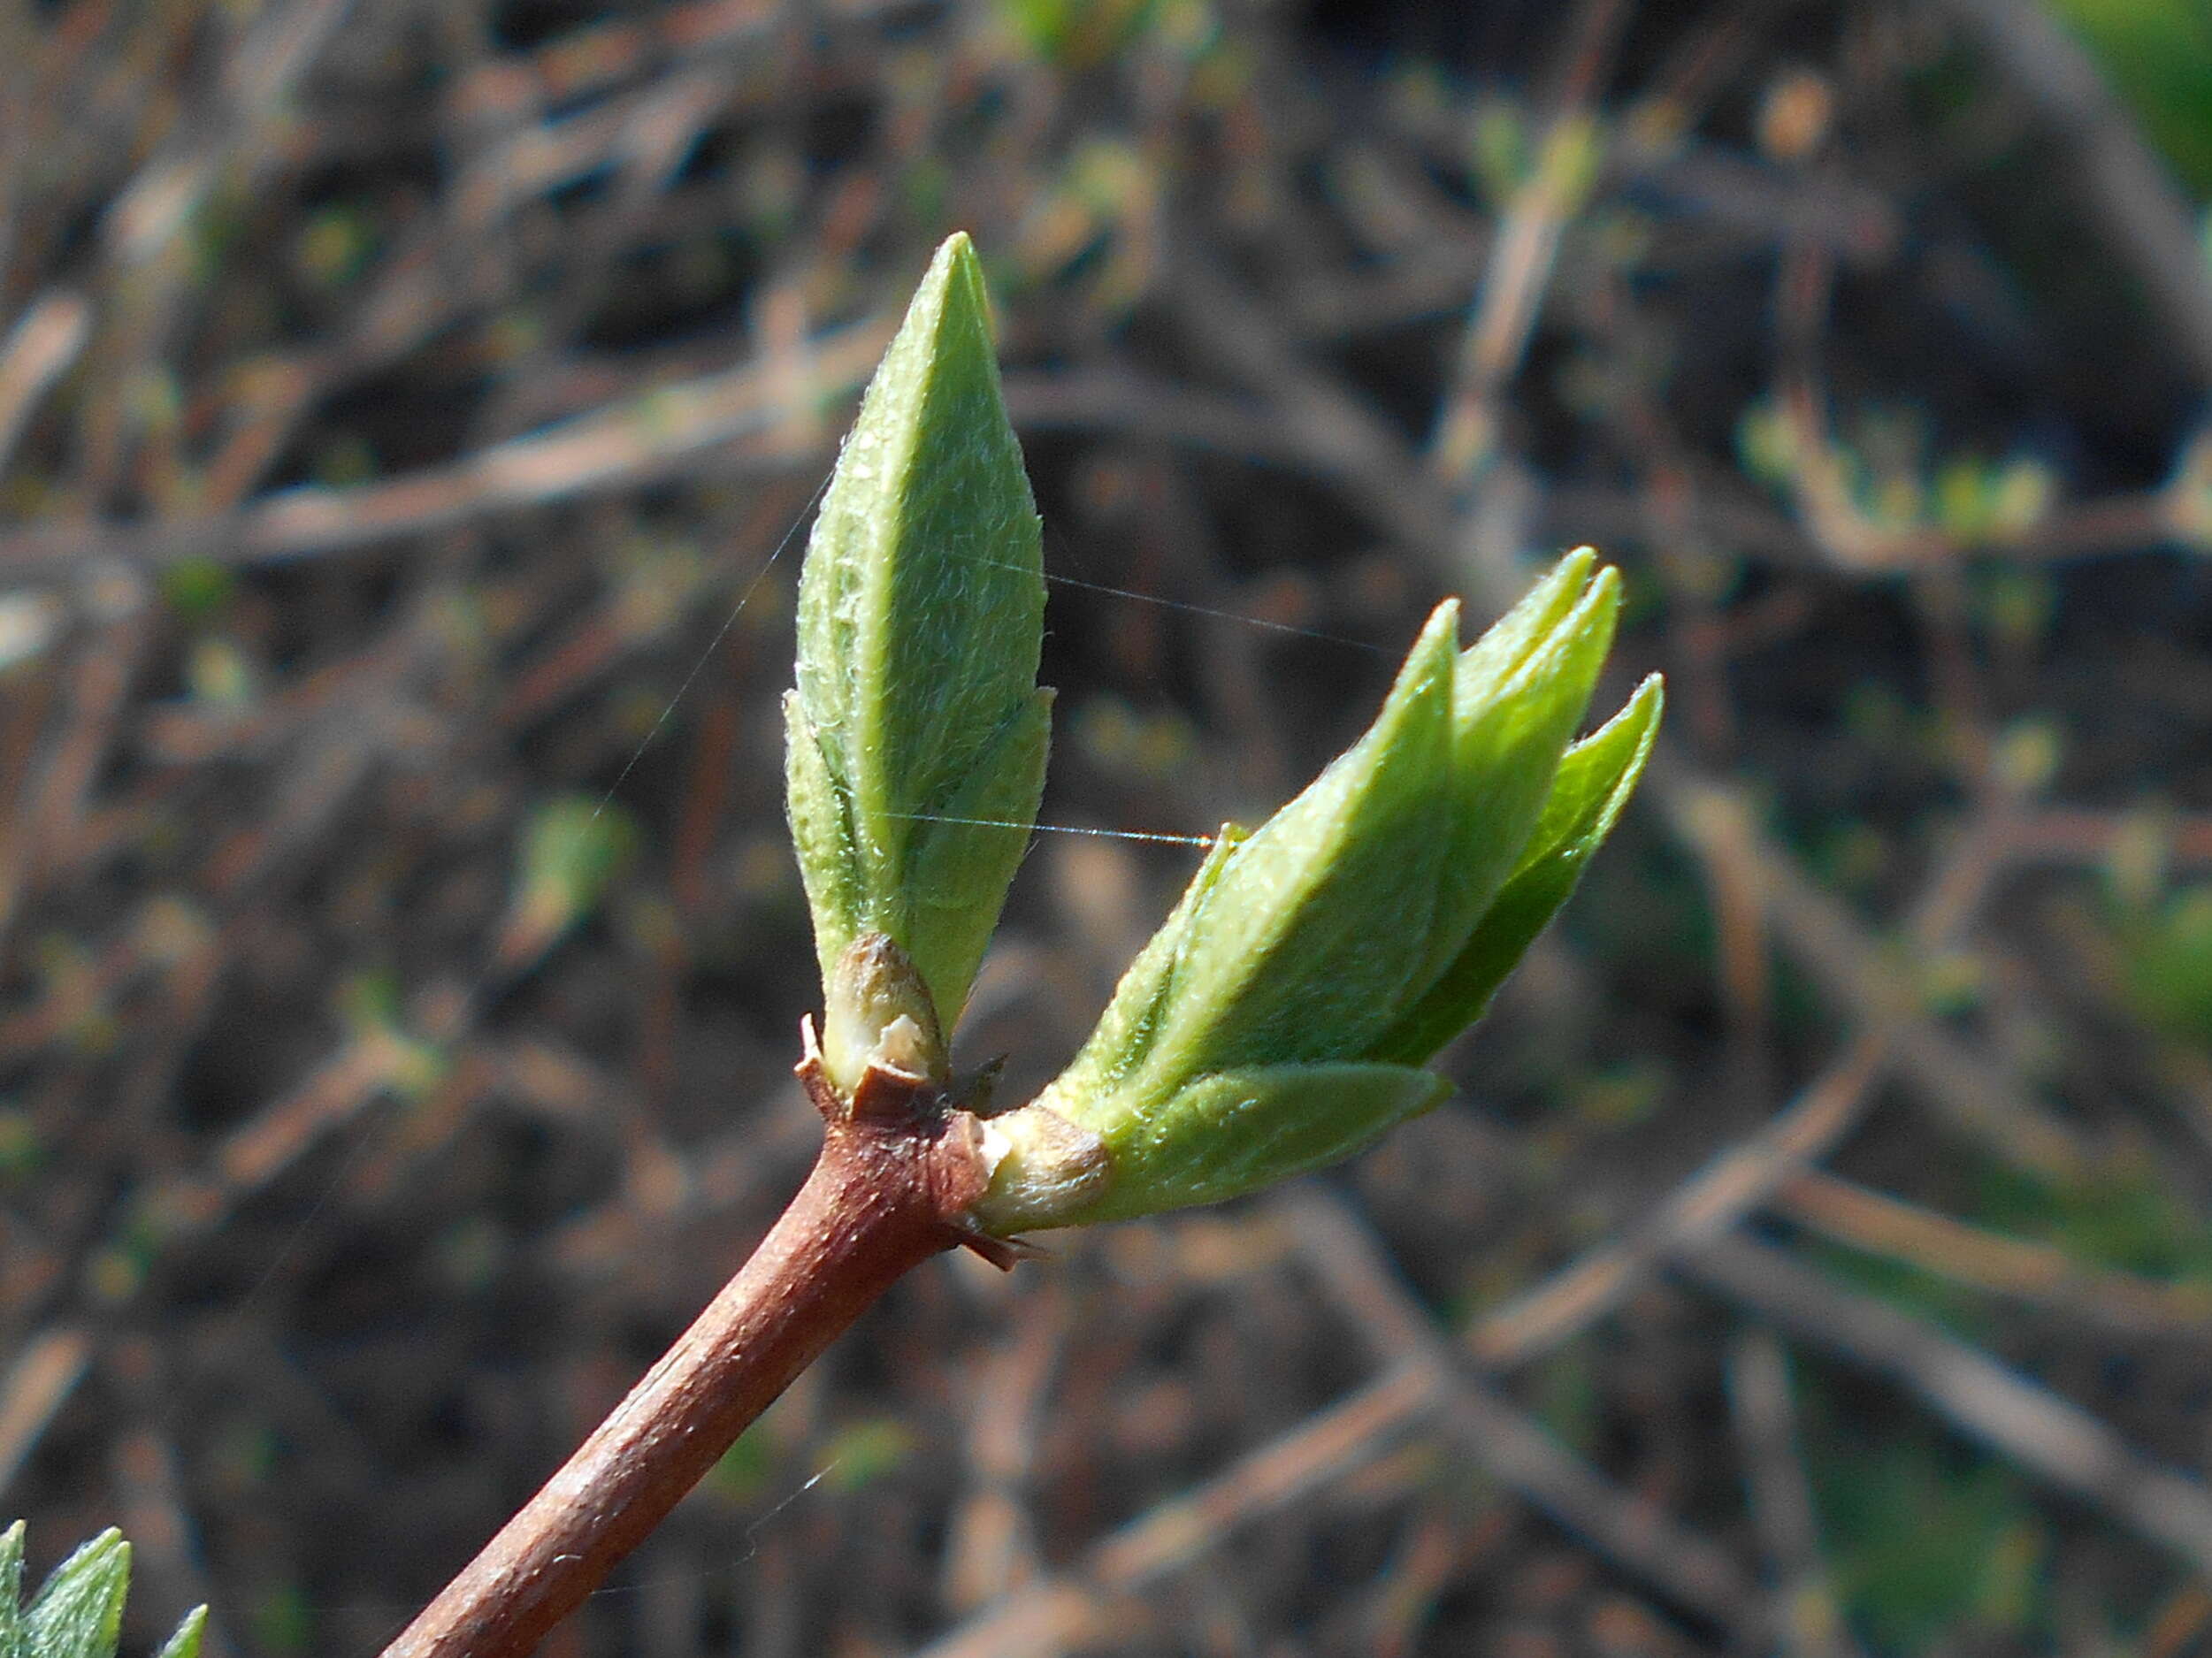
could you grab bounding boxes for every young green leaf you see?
[1136,601,1459,1082]
[1424,556,1620,984]
[974,556,1660,1234]
[1044,822,1248,1111]
[3,1522,25,1658]
[1369,673,1662,1065]
[2,1525,206,1658]
[787,232,1049,1087]
[147,1609,203,1658]
[989,1063,1450,1229]
[22,1532,127,1658]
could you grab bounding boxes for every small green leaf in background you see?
[994,0,1164,66]
[785,232,1050,1089]
[154,561,233,623]
[976,554,1660,1233]
[1809,1428,2046,1651]
[819,1418,916,1493]
[497,795,640,972]
[2046,0,2212,197]
[0,1523,204,1658]
[708,1425,777,1506]
[2120,882,2212,1048]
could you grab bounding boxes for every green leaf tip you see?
[149,1608,204,1658]
[2,1522,205,1658]
[25,1531,126,1658]
[2,1522,24,1658]
[788,234,1048,1089]
[973,554,1660,1233]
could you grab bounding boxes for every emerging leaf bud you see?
[822,933,947,1087]
[973,553,1662,1232]
[785,233,1051,1092]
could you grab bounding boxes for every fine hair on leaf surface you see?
[0,1523,207,1658]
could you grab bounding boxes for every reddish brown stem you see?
[379,1046,1003,1658]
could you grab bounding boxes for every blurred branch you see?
[915,1364,1435,1658]
[1288,1187,1773,1645]
[1427,0,1629,483]
[1937,0,2212,389]
[0,321,887,575]
[1773,1168,2212,1335]
[1654,768,2099,1180]
[0,1327,90,1502]
[1684,1234,2212,1576]
[1468,1029,1890,1366]
[1726,1327,1866,1658]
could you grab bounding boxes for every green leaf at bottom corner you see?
[150,1608,205,1658]
[23,1532,128,1658]
[1073,1062,1450,1225]
[1369,673,1662,1066]
[2,1521,23,1658]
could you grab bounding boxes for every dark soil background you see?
[5,1,2212,1653]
